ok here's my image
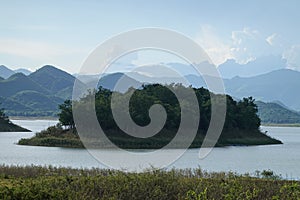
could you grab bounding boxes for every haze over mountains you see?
[218,55,287,79]
[0,56,300,123]
[0,65,31,79]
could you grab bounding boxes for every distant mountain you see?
[1,64,300,120]
[0,65,15,79]
[0,73,49,97]
[0,66,32,78]
[29,65,76,98]
[97,72,141,92]
[0,65,81,116]
[218,55,286,78]
[14,68,31,75]
[89,68,300,111]
[224,69,300,111]
[257,101,300,124]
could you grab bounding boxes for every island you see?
[0,107,30,132]
[18,84,282,148]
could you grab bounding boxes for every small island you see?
[18,84,282,148]
[0,106,30,132]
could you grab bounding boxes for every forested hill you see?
[81,84,282,147]
[0,65,77,117]
[257,101,300,124]
[1,64,300,125]
[19,84,281,149]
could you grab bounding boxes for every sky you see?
[1,0,300,73]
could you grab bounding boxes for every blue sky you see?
[1,0,300,73]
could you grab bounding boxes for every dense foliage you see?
[0,105,9,124]
[77,84,262,132]
[0,165,299,200]
[20,84,282,148]
[58,100,75,129]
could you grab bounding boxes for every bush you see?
[0,166,299,200]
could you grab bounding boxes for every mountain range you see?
[0,65,31,79]
[0,65,76,116]
[256,101,300,124]
[0,60,300,123]
[218,55,286,79]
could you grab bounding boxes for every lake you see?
[1,119,300,179]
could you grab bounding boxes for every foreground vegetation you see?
[19,84,282,148]
[0,106,29,132]
[0,165,299,200]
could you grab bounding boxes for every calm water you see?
[1,120,300,179]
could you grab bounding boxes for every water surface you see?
[0,120,299,179]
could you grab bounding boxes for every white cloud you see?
[195,25,233,66]
[232,27,260,46]
[0,39,81,59]
[195,26,265,65]
[195,26,300,70]
[283,45,300,70]
[0,38,90,72]
[230,27,266,64]
[0,38,85,60]
[266,33,278,46]
[195,26,290,67]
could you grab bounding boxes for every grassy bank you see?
[18,125,282,149]
[0,165,299,199]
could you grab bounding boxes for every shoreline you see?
[11,117,300,127]
[18,128,283,149]
[10,116,59,121]
[262,123,300,127]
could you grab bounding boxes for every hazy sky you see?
[1,0,300,73]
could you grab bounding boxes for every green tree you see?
[58,100,75,129]
[0,104,9,124]
[236,97,261,130]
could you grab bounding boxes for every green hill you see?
[0,66,78,117]
[0,73,49,97]
[257,101,300,124]
[29,65,76,99]
[224,69,300,111]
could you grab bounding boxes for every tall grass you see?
[0,165,299,199]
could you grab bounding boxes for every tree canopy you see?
[64,84,261,133]
[0,104,9,124]
[58,100,74,129]
[29,84,281,148]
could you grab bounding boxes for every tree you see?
[0,104,9,124]
[236,97,261,130]
[58,100,75,130]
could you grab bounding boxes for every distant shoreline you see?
[10,117,300,127]
[262,123,300,127]
[10,116,59,121]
